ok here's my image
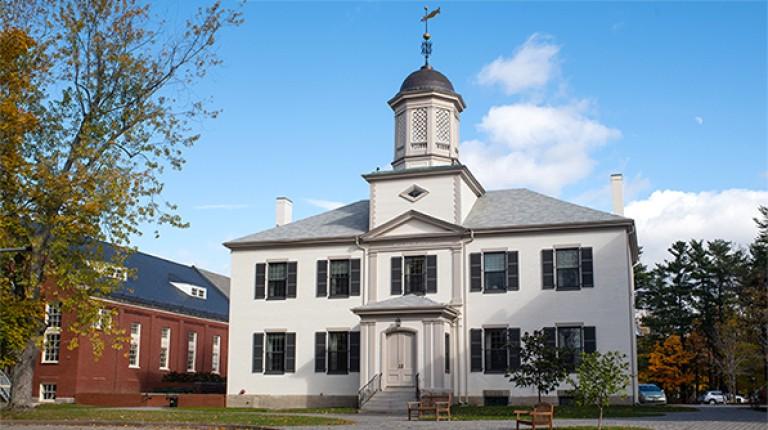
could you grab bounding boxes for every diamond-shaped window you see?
[399,184,429,202]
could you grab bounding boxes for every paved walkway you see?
[2,405,766,430]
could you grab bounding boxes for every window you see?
[159,328,171,370]
[212,335,221,374]
[483,253,506,292]
[399,184,429,202]
[557,326,582,371]
[42,333,60,363]
[93,308,111,330]
[445,334,450,374]
[45,302,62,328]
[268,263,287,299]
[329,260,350,297]
[128,323,141,368]
[265,333,286,374]
[39,383,56,402]
[328,332,349,374]
[556,248,580,290]
[404,256,426,295]
[484,329,508,373]
[186,332,197,372]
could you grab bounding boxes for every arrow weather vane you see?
[420,6,440,67]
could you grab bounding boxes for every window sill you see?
[483,370,507,375]
[266,296,287,301]
[41,361,59,365]
[129,365,140,369]
[555,286,581,291]
[159,367,170,371]
[328,295,350,299]
[264,371,285,375]
[327,371,349,375]
[482,289,507,294]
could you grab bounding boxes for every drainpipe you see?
[353,235,368,386]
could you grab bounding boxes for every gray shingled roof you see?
[226,189,627,246]
[464,189,626,229]
[195,267,231,298]
[226,200,369,244]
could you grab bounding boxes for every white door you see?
[386,332,415,387]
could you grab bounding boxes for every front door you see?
[386,332,415,387]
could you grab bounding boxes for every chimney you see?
[610,174,624,216]
[275,197,293,227]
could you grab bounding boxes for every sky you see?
[132,1,767,274]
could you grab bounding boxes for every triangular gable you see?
[362,210,466,241]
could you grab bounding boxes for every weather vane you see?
[420,6,440,67]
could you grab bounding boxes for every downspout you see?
[353,235,369,387]
[461,229,475,404]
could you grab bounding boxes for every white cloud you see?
[477,33,561,95]
[306,198,345,211]
[461,102,621,194]
[626,189,768,265]
[195,203,252,210]
[694,116,704,125]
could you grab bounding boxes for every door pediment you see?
[361,210,467,242]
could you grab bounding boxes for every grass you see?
[556,427,651,430]
[452,404,697,420]
[184,406,358,414]
[0,403,352,427]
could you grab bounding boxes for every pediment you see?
[362,210,466,241]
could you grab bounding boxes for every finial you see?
[420,6,440,67]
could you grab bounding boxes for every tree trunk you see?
[9,340,38,409]
[598,406,603,430]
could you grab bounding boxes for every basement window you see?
[40,384,56,402]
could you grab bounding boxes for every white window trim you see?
[159,327,171,371]
[39,383,56,402]
[128,323,141,368]
[211,335,221,374]
[186,332,197,373]
[41,332,60,364]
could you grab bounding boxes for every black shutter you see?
[470,329,483,372]
[581,247,594,288]
[543,327,556,350]
[541,250,554,289]
[285,333,296,372]
[506,251,519,291]
[252,333,264,373]
[426,255,437,294]
[254,264,266,299]
[445,334,450,374]
[314,332,326,373]
[508,328,521,371]
[349,331,360,372]
[350,259,361,296]
[316,260,328,297]
[583,326,596,353]
[391,257,402,295]
[470,253,482,292]
[286,262,297,298]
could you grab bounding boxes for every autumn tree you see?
[641,335,695,402]
[713,318,758,399]
[0,0,241,408]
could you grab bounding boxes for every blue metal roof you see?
[103,246,229,322]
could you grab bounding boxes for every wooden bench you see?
[408,392,452,421]
[514,402,554,430]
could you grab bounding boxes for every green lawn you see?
[0,403,351,427]
[452,404,696,420]
[556,427,651,430]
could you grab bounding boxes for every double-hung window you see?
[42,303,62,364]
[556,249,580,290]
[268,263,287,299]
[39,383,56,402]
[212,335,221,374]
[484,328,508,373]
[186,332,197,372]
[404,256,426,295]
[159,328,171,370]
[483,253,507,292]
[265,333,286,374]
[129,323,141,368]
[329,260,350,297]
[557,326,582,370]
[327,332,349,374]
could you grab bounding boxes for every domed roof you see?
[399,66,455,93]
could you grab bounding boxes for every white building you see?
[225,61,639,409]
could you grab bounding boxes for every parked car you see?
[639,384,667,404]
[732,394,747,404]
[698,390,727,404]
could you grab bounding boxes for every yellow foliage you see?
[640,335,695,397]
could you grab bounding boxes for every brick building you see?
[33,248,229,404]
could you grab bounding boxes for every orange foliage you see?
[640,335,695,397]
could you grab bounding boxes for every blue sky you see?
[133,1,767,273]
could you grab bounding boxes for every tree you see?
[713,318,759,399]
[0,0,241,408]
[569,351,630,430]
[741,206,768,387]
[641,335,695,402]
[507,330,569,403]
